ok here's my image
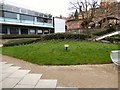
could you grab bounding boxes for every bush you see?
[105,37,120,43]
[42,33,88,40]
[3,39,38,47]
[1,34,42,39]
[92,27,116,36]
[2,33,88,47]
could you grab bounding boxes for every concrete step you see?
[1,66,21,81]
[2,70,31,88]
[14,84,35,89]
[18,74,42,85]
[2,64,13,70]
[2,77,23,88]
[2,66,21,74]
[8,70,30,78]
[35,79,57,88]
[1,62,59,89]
[0,62,7,64]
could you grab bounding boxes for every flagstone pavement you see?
[0,55,119,89]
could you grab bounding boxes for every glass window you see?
[0,26,7,34]
[13,7,20,12]
[4,12,17,19]
[38,13,43,17]
[21,28,28,34]
[3,5,12,11]
[10,27,19,34]
[20,14,33,21]
[28,10,34,15]
[21,8,27,14]
[0,4,2,10]
[30,29,35,34]
[34,12,39,16]
[37,17,44,22]
[47,19,52,23]
[43,18,48,23]
[37,30,42,34]
[0,10,3,17]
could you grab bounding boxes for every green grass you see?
[1,40,119,65]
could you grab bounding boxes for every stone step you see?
[18,74,42,85]
[1,66,21,81]
[2,66,21,74]
[35,79,57,88]
[0,62,7,67]
[14,84,35,89]
[0,62,7,64]
[2,77,23,88]
[2,64,13,70]
[2,70,31,88]
[8,70,31,78]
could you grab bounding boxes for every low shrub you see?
[3,39,38,47]
[2,33,88,47]
[1,34,42,39]
[92,27,116,36]
[105,37,120,43]
[42,33,88,40]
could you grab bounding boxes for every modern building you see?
[0,3,65,35]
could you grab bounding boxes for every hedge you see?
[2,33,88,47]
[105,37,120,43]
[3,39,39,47]
[1,34,42,39]
[42,33,88,40]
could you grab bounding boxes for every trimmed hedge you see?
[2,33,88,47]
[1,34,42,39]
[3,39,38,47]
[1,33,88,40]
[42,33,88,40]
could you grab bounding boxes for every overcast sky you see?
[3,0,69,17]
[1,0,120,17]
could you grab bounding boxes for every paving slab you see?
[2,64,13,70]
[18,74,42,85]
[14,84,35,88]
[3,66,21,74]
[8,70,30,78]
[0,62,7,64]
[1,73,13,81]
[35,79,57,88]
[2,78,22,88]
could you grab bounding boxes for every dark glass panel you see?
[4,11,17,19]
[20,14,33,21]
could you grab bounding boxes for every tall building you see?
[0,3,65,35]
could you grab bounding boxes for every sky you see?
[1,0,120,17]
[2,0,69,17]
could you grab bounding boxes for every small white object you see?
[110,50,120,66]
[64,44,69,48]
[0,44,3,47]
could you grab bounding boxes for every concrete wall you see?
[54,18,65,33]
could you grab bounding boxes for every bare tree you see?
[69,0,99,34]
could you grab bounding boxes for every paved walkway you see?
[1,62,59,89]
[1,55,118,88]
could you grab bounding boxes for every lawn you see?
[1,40,119,65]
